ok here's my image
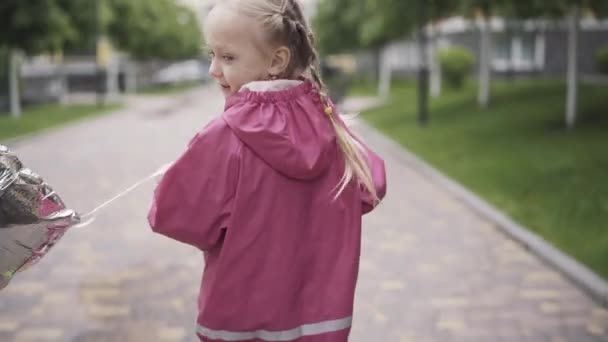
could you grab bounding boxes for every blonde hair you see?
[223,0,378,203]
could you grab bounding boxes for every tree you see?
[557,0,607,128]
[0,0,76,117]
[106,0,203,61]
[428,0,460,98]
[314,0,414,61]
[313,0,366,55]
[504,0,607,128]
[458,0,564,108]
[0,0,203,117]
[315,0,416,99]
[361,0,415,94]
[415,0,430,125]
[459,0,501,108]
[53,0,203,61]
[315,0,458,125]
[55,0,114,53]
[358,0,414,48]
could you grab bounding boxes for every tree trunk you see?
[378,47,391,99]
[506,21,516,82]
[105,58,119,103]
[372,47,381,84]
[58,63,69,105]
[478,14,492,108]
[566,4,579,129]
[125,62,137,93]
[429,23,442,98]
[416,0,429,126]
[9,48,21,118]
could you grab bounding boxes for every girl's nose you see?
[208,59,222,79]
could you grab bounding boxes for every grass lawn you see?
[138,81,202,95]
[355,79,608,280]
[0,103,120,142]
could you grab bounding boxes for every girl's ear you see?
[268,46,291,77]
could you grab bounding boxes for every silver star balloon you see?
[0,145,80,290]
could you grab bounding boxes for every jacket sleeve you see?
[148,125,239,251]
[361,146,387,215]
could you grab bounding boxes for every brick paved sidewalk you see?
[0,88,606,342]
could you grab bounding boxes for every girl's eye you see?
[208,51,215,59]
[222,55,234,62]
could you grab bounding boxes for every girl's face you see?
[204,6,275,98]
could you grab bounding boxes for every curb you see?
[357,113,608,308]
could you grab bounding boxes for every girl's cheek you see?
[223,65,233,79]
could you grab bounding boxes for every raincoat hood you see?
[222,80,336,180]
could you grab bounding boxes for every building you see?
[375,16,608,78]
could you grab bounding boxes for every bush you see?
[596,46,608,75]
[439,47,475,89]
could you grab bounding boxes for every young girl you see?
[148,0,386,341]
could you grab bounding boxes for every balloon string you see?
[73,162,172,228]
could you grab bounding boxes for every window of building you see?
[492,31,544,71]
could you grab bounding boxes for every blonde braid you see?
[294,20,378,202]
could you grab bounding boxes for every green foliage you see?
[459,0,495,18]
[494,0,608,19]
[314,0,415,54]
[429,0,460,21]
[0,0,203,60]
[457,0,608,20]
[359,0,414,48]
[595,46,608,74]
[499,0,555,18]
[106,0,203,61]
[313,0,367,54]
[0,0,76,53]
[56,0,114,53]
[439,46,475,89]
[314,0,459,55]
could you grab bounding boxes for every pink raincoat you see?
[149,80,386,342]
